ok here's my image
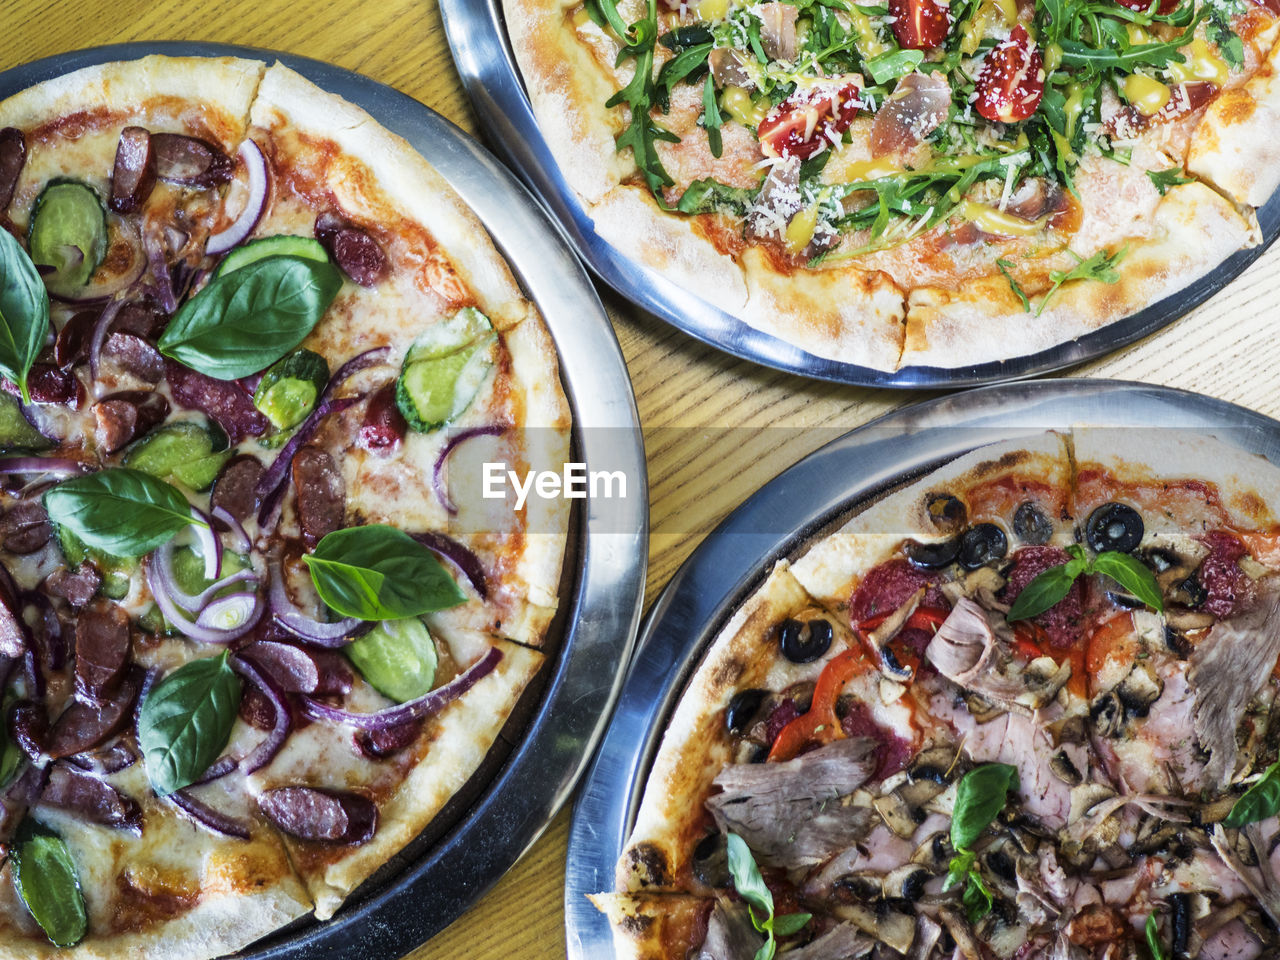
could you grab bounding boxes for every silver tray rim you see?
[0,41,649,960]
[440,0,1280,389]
[563,378,1280,959]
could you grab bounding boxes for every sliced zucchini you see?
[123,421,228,490]
[28,180,108,292]
[345,618,438,703]
[0,394,49,452]
[213,235,329,279]
[252,349,329,430]
[394,308,497,433]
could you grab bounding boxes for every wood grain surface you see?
[6,1,1280,958]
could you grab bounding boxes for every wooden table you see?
[6,2,1280,957]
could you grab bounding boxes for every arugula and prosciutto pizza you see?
[594,430,1280,959]
[505,0,1279,370]
[0,55,570,958]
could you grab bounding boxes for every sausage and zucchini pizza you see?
[0,55,571,959]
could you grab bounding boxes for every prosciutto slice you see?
[706,737,877,867]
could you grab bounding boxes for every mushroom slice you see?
[874,792,920,839]
[832,901,916,955]
[911,830,950,872]
[866,586,925,680]
[938,905,984,960]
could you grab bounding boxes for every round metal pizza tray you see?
[564,378,1280,958]
[440,0,1280,389]
[0,43,648,960]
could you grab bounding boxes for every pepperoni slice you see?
[0,501,52,555]
[315,213,388,287]
[150,133,233,188]
[258,786,378,844]
[211,455,264,522]
[359,382,406,454]
[74,600,132,702]
[109,126,156,215]
[291,447,345,549]
[101,333,165,384]
[166,359,269,443]
[0,128,25,214]
[44,669,141,759]
[1000,545,1083,648]
[40,763,141,829]
[93,390,170,454]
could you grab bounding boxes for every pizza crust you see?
[900,182,1257,369]
[618,562,835,893]
[502,0,637,203]
[252,638,543,920]
[1189,23,1280,206]
[585,893,711,960]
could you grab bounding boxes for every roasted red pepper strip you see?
[767,648,869,762]
[855,606,949,635]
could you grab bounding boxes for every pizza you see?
[0,54,571,958]
[593,429,1280,958]
[504,0,1280,371]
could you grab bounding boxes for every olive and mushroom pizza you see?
[0,56,571,958]
[593,431,1280,959]
[505,0,1280,370]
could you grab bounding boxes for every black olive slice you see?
[924,493,966,534]
[957,523,1008,570]
[1012,501,1053,545]
[724,688,766,736]
[1170,573,1207,609]
[1085,502,1144,554]
[907,536,959,570]
[778,618,833,663]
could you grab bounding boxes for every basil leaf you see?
[1224,760,1280,829]
[138,651,242,796]
[1006,557,1086,621]
[43,468,196,557]
[772,912,812,936]
[942,849,974,891]
[303,525,466,621]
[752,941,776,960]
[0,224,52,405]
[962,868,993,923]
[864,48,925,84]
[726,832,774,922]
[1146,912,1168,960]
[1091,550,1164,613]
[950,763,1019,852]
[11,821,87,947]
[158,255,342,380]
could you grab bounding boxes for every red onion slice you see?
[144,557,261,645]
[150,541,256,613]
[88,299,125,385]
[211,505,252,554]
[410,531,488,600]
[230,655,292,774]
[142,228,177,315]
[206,139,268,256]
[266,553,361,647]
[168,788,251,839]
[192,753,238,785]
[298,646,502,731]
[0,458,90,478]
[432,425,505,515]
[189,507,222,580]
[253,396,359,529]
[195,592,261,632]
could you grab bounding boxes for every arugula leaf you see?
[138,651,242,796]
[1224,759,1280,829]
[726,833,811,960]
[10,821,87,947]
[158,255,342,380]
[1146,912,1169,960]
[702,74,724,158]
[656,40,713,108]
[43,468,197,557]
[1008,543,1163,621]
[1036,247,1127,316]
[0,225,52,405]
[1058,19,1200,74]
[304,525,467,620]
[677,178,758,215]
[603,0,678,198]
[996,258,1031,312]
[864,49,926,84]
[1147,167,1196,195]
